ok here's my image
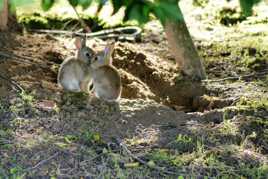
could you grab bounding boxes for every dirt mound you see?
[0,32,205,111]
[113,43,205,109]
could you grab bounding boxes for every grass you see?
[219,119,238,135]
[237,97,268,111]
[200,35,268,77]
[16,0,127,30]
[1,85,268,178]
[2,83,267,178]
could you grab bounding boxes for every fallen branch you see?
[0,51,35,65]
[30,26,142,42]
[0,74,24,92]
[0,138,13,145]
[0,51,49,69]
[26,152,60,172]
[116,138,214,178]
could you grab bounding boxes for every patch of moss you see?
[79,130,102,146]
[18,13,104,31]
[218,7,246,26]
[255,75,268,87]
[20,91,34,105]
[168,134,197,154]
[219,119,238,135]
[19,13,49,29]
[238,97,268,111]
[9,92,36,119]
[239,47,268,71]
[61,91,89,107]
[200,34,268,76]
[238,163,268,178]
[192,0,209,7]
[240,116,268,153]
[148,149,173,165]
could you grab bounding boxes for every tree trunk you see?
[0,0,8,30]
[164,5,206,80]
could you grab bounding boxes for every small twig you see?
[61,19,74,30]
[117,139,239,178]
[0,138,13,145]
[203,70,268,83]
[70,4,91,33]
[0,51,35,65]
[0,51,49,69]
[117,138,208,177]
[26,152,60,172]
[0,50,44,64]
[0,74,24,92]
[71,22,81,32]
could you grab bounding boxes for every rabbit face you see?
[90,43,115,69]
[77,46,95,64]
[74,36,95,64]
[90,52,106,69]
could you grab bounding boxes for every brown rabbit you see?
[90,43,122,102]
[57,37,94,92]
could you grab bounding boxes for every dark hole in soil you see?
[45,51,64,64]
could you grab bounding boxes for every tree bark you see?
[0,0,8,30]
[164,5,206,80]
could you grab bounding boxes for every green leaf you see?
[68,0,78,7]
[95,0,109,13]
[111,0,124,15]
[78,0,92,9]
[11,0,34,7]
[239,0,262,17]
[152,0,182,24]
[126,4,150,24]
[111,0,136,15]
[8,0,34,12]
[152,6,166,23]
[147,160,156,168]
[124,162,140,168]
[41,0,54,11]
[0,0,3,11]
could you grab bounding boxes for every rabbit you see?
[89,43,122,102]
[57,36,94,92]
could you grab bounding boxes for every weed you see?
[63,134,78,144]
[80,130,102,146]
[237,97,268,111]
[149,149,173,165]
[20,91,34,105]
[219,119,238,135]
[9,165,25,179]
[169,134,197,153]
[240,116,268,153]
[255,75,268,87]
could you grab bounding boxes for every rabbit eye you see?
[85,52,90,57]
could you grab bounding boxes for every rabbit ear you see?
[74,36,86,49]
[81,35,86,47]
[74,37,82,50]
[103,43,115,65]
